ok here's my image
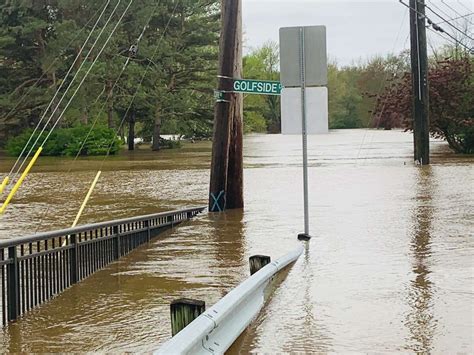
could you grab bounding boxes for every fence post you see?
[145,220,150,242]
[170,299,206,337]
[249,255,271,275]
[70,234,78,284]
[113,225,120,259]
[6,246,19,321]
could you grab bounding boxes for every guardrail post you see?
[113,225,120,259]
[249,255,271,275]
[7,246,19,321]
[70,234,78,284]
[145,220,150,242]
[170,298,206,336]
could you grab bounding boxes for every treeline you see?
[242,42,411,133]
[243,42,473,153]
[0,0,220,152]
[374,54,473,153]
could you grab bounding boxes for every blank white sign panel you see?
[281,87,329,135]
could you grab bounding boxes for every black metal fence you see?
[0,206,205,326]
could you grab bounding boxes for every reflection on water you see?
[0,129,472,353]
[405,166,437,352]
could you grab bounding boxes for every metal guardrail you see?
[0,206,205,326]
[155,245,304,355]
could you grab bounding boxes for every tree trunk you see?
[81,107,88,125]
[152,106,162,151]
[119,125,125,142]
[128,111,135,151]
[106,80,115,129]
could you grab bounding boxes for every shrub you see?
[6,125,121,157]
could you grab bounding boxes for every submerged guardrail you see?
[0,206,205,326]
[155,244,304,355]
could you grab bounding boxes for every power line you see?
[99,1,181,171]
[356,7,410,162]
[42,0,135,146]
[5,0,113,180]
[457,0,473,13]
[1,3,107,127]
[10,0,124,183]
[34,5,160,232]
[440,0,473,24]
[1,0,134,216]
[399,1,473,53]
[427,25,472,51]
[423,1,473,40]
[434,12,474,25]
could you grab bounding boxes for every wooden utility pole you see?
[209,0,243,212]
[409,0,430,165]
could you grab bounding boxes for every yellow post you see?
[72,171,102,228]
[0,176,9,195]
[62,171,102,247]
[0,147,43,215]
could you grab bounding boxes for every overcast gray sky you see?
[242,0,473,66]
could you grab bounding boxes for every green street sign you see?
[214,90,224,101]
[233,79,282,95]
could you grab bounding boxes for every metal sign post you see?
[298,27,311,241]
[279,25,327,241]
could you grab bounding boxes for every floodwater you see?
[0,129,472,353]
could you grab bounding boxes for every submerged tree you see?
[373,56,473,153]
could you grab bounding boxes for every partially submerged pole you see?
[170,298,206,336]
[209,0,243,212]
[409,0,430,165]
[249,255,271,275]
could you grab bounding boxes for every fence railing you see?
[0,206,205,326]
[155,245,304,355]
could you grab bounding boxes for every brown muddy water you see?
[0,129,472,353]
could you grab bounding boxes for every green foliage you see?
[242,43,411,133]
[243,41,281,133]
[243,111,267,133]
[6,125,121,156]
[373,55,473,154]
[327,52,410,129]
[0,0,220,149]
[158,138,182,149]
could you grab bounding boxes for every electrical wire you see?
[33,1,167,230]
[5,0,112,180]
[427,25,472,51]
[1,0,134,216]
[10,0,125,184]
[441,0,473,24]
[35,5,163,233]
[98,0,181,172]
[41,0,135,146]
[1,3,107,127]
[355,7,410,163]
[398,0,473,52]
[434,12,474,25]
[457,0,473,13]
[423,1,473,40]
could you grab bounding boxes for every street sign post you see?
[279,25,328,241]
